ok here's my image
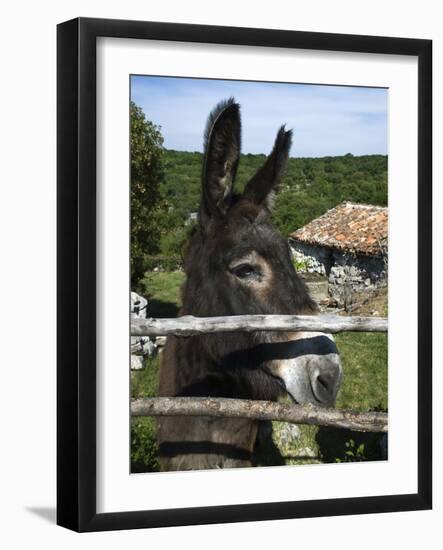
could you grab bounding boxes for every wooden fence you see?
[130,314,388,433]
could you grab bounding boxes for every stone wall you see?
[299,273,329,304]
[327,250,387,304]
[131,292,157,370]
[289,240,387,306]
[291,241,332,276]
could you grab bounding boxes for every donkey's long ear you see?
[200,98,241,224]
[243,125,292,211]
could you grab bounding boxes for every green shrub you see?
[159,221,195,259]
[292,257,310,272]
[131,417,160,472]
[130,101,165,285]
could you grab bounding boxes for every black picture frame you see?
[57,17,432,532]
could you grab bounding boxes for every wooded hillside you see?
[130,104,388,281]
[160,149,387,238]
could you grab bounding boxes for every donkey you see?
[156,98,343,471]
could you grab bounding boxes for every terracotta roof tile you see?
[289,201,388,256]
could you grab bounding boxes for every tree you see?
[130,101,164,284]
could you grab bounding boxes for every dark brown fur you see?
[156,99,317,470]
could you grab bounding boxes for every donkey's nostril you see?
[316,374,330,392]
[308,359,342,406]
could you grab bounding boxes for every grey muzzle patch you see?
[268,333,343,406]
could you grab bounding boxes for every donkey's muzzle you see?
[268,333,343,407]
[307,353,342,406]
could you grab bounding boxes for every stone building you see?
[289,202,388,305]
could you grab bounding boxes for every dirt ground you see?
[341,286,388,317]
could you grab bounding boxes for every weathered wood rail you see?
[131,397,388,433]
[131,313,388,337]
[130,313,388,433]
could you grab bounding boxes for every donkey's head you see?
[181,98,342,406]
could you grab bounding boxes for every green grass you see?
[131,355,161,472]
[131,272,185,472]
[131,355,160,400]
[135,271,184,317]
[335,332,388,412]
[131,271,388,471]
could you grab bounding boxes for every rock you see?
[131,355,144,370]
[304,277,329,304]
[298,446,317,458]
[275,423,301,447]
[131,292,148,317]
[131,336,157,357]
[131,292,157,368]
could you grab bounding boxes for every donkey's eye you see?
[230,263,259,279]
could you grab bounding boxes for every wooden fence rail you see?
[131,397,388,433]
[131,313,388,337]
[131,313,388,433]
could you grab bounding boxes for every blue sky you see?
[131,76,387,158]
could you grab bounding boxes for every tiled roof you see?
[289,202,388,256]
